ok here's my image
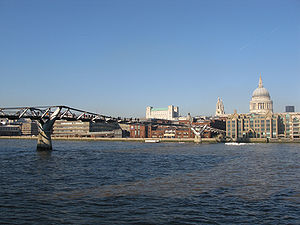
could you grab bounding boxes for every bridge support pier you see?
[36,107,61,151]
[194,135,202,143]
[37,122,54,151]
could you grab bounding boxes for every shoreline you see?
[0,136,300,143]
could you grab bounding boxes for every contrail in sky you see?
[239,26,280,51]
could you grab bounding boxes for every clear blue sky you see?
[0,0,299,117]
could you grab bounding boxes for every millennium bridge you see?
[0,105,225,150]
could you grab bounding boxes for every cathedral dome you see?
[249,75,273,114]
[251,75,271,99]
[252,87,270,99]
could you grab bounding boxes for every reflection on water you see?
[55,153,300,201]
[36,150,52,159]
[1,139,300,224]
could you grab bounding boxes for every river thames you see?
[1,139,300,224]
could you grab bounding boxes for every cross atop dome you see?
[258,74,263,88]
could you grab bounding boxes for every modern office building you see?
[285,106,295,113]
[249,75,273,114]
[277,112,300,139]
[146,105,179,120]
[0,124,21,136]
[20,120,38,136]
[290,113,300,139]
[226,112,279,139]
[52,120,124,138]
[0,119,38,136]
[226,112,300,140]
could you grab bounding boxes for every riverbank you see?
[1,136,300,143]
[0,136,217,143]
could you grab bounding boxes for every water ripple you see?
[1,140,300,224]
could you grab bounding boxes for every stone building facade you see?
[146,105,179,120]
[215,97,225,116]
[277,113,300,139]
[226,112,278,139]
[52,120,124,138]
[21,121,38,136]
[226,112,300,140]
[0,124,21,136]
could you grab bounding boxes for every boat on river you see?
[145,139,160,143]
[225,142,257,146]
[225,142,247,146]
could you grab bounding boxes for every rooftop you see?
[151,108,168,112]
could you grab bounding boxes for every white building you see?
[215,97,225,116]
[146,105,179,120]
[249,75,273,114]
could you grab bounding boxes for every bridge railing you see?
[0,106,139,123]
[0,105,225,133]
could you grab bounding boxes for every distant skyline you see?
[0,0,299,117]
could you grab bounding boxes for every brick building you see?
[130,118,225,139]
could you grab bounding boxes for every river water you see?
[0,139,300,224]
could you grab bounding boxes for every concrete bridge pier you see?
[194,135,202,143]
[36,107,61,151]
[191,125,206,144]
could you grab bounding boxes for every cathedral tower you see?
[215,97,225,116]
